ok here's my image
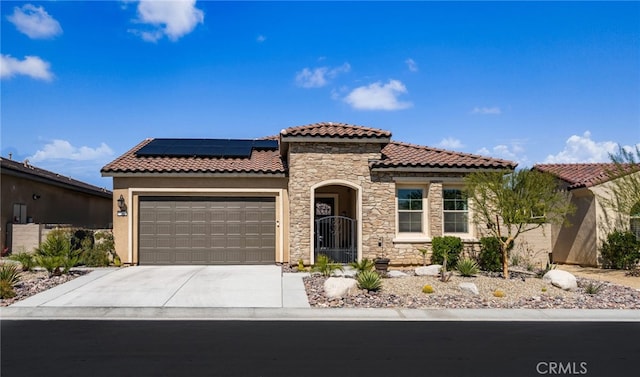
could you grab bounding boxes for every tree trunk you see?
[502,244,509,279]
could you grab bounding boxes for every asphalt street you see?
[2,320,639,377]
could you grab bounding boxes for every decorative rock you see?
[415,265,442,276]
[387,270,409,278]
[323,277,359,298]
[459,282,479,295]
[543,270,578,291]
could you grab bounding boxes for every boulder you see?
[324,277,359,298]
[458,282,479,295]
[415,265,442,276]
[387,270,409,278]
[542,270,577,291]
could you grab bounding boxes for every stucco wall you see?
[551,188,598,266]
[1,173,112,251]
[110,176,289,265]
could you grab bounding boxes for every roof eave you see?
[101,171,287,178]
[370,165,515,173]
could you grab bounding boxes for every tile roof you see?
[101,139,286,175]
[534,163,639,189]
[1,157,112,197]
[281,122,391,139]
[372,141,517,170]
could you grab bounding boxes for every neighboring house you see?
[1,157,113,251]
[101,122,515,266]
[532,163,640,266]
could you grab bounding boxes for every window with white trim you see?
[397,188,423,233]
[443,188,468,233]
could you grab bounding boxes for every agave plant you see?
[349,258,375,274]
[456,258,480,277]
[356,270,382,291]
[0,263,21,299]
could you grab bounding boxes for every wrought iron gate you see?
[314,216,357,263]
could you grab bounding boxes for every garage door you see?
[139,197,276,265]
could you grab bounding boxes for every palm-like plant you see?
[311,255,343,277]
[349,258,375,274]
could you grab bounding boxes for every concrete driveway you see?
[11,266,310,308]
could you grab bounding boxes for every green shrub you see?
[349,258,375,274]
[0,280,16,299]
[311,254,343,277]
[36,255,64,277]
[478,236,513,272]
[356,270,382,291]
[582,281,605,295]
[456,258,480,277]
[0,263,21,299]
[8,252,36,271]
[600,230,640,270]
[430,236,463,268]
[35,229,73,277]
[79,237,109,267]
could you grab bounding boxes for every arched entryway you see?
[310,180,361,264]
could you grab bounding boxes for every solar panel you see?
[135,138,278,158]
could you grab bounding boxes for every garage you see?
[138,197,276,265]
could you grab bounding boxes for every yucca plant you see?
[357,270,382,292]
[583,281,605,295]
[456,258,480,277]
[0,263,21,299]
[8,252,36,271]
[311,254,343,277]
[349,258,375,274]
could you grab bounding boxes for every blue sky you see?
[2,1,639,190]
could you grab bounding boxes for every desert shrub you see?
[356,270,382,291]
[79,236,109,267]
[582,281,605,295]
[600,230,640,270]
[8,251,36,271]
[0,263,21,299]
[430,236,463,268]
[422,284,434,294]
[478,236,514,272]
[35,229,79,277]
[311,254,343,277]
[456,258,480,277]
[349,258,375,274]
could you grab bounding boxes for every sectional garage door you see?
[138,197,276,265]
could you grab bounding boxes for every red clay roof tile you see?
[281,122,391,139]
[374,141,516,170]
[534,163,639,189]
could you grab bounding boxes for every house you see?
[532,163,640,266]
[101,122,516,266]
[1,157,113,252]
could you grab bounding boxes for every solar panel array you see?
[135,139,278,158]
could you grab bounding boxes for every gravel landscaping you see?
[299,268,640,309]
[0,269,89,307]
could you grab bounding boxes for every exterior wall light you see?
[117,194,128,216]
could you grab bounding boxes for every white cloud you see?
[544,131,637,163]
[295,63,350,88]
[29,140,114,162]
[343,79,412,111]
[438,137,464,149]
[0,54,53,81]
[405,58,418,72]
[257,35,266,43]
[7,4,62,39]
[130,0,204,42]
[477,141,528,166]
[472,106,502,115]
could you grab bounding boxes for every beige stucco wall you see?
[550,188,598,266]
[2,172,112,250]
[110,176,288,265]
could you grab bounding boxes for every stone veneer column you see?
[429,181,443,237]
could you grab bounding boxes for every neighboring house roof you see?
[534,163,639,190]
[1,157,112,198]
[102,123,517,176]
[281,122,391,139]
[372,141,516,170]
[101,138,286,175]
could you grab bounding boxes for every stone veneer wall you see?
[287,141,478,266]
[287,142,395,264]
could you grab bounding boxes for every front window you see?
[398,189,423,233]
[443,188,468,233]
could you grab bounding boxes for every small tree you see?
[465,169,574,279]
[598,145,640,234]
